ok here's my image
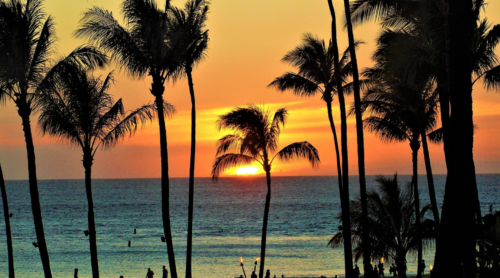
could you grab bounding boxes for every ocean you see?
[0,174,499,278]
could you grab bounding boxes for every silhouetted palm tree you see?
[271,11,365,275]
[167,1,209,276]
[0,1,106,276]
[76,1,183,276]
[341,0,371,273]
[269,33,355,275]
[212,105,320,278]
[38,66,168,278]
[329,174,433,278]
[0,163,14,278]
[361,63,439,278]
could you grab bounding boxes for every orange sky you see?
[1,0,500,180]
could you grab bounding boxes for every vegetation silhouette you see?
[212,105,320,278]
[76,1,184,276]
[269,29,358,276]
[329,174,434,278]
[167,1,209,276]
[0,163,14,278]
[38,65,167,278]
[347,0,500,276]
[0,1,107,276]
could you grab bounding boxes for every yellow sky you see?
[1,0,500,179]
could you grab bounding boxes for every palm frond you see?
[274,141,320,168]
[483,64,500,90]
[99,102,156,149]
[268,72,320,97]
[267,107,288,152]
[427,127,443,144]
[75,6,148,76]
[215,134,244,156]
[27,15,55,86]
[211,153,255,180]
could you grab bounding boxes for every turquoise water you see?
[0,175,499,277]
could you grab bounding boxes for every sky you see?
[1,0,500,180]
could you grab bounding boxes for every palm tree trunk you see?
[186,67,196,278]
[341,0,370,274]
[20,109,52,278]
[327,2,353,276]
[433,1,477,277]
[396,254,407,278]
[153,78,178,278]
[410,136,422,278]
[0,164,15,278]
[421,133,439,224]
[83,151,99,278]
[259,167,272,278]
[326,100,343,195]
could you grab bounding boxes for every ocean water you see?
[0,174,499,278]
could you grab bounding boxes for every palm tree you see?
[269,33,356,276]
[0,163,14,278]
[329,174,434,278]
[0,1,106,276]
[340,0,371,273]
[212,105,320,278]
[76,1,183,276]
[37,66,168,278]
[167,1,209,276]
[361,63,439,278]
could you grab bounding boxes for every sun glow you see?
[235,166,259,176]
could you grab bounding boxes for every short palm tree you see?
[76,1,183,276]
[168,1,209,276]
[269,33,356,274]
[38,66,169,278]
[0,1,106,277]
[212,105,320,278]
[329,174,433,278]
[0,163,14,278]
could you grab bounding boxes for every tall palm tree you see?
[361,69,438,278]
[269,33,356,276]
[368,29,441,225]
[0,1,106,276]
[329,174,434,278]
[0,163,14,278]
[212,105,320,278]
[76,1,183,276]
[340,0,371,273]
[271,13,365,276]
[167,1,209,277]
[38,66,168,278]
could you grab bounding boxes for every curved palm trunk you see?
[259,168,272,278]
[186,67,196,278]
[326,100,343,195]
[153,78,178,278]
[19,109,52,278]
[410,137,422,278]
[341,0,370,274]
[83,151,99,278]
[421,133,439,224]
[433,1,477,277]
[327,2,353,276]
[0,164,15,278]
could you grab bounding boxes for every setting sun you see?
[235,166,260,176]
